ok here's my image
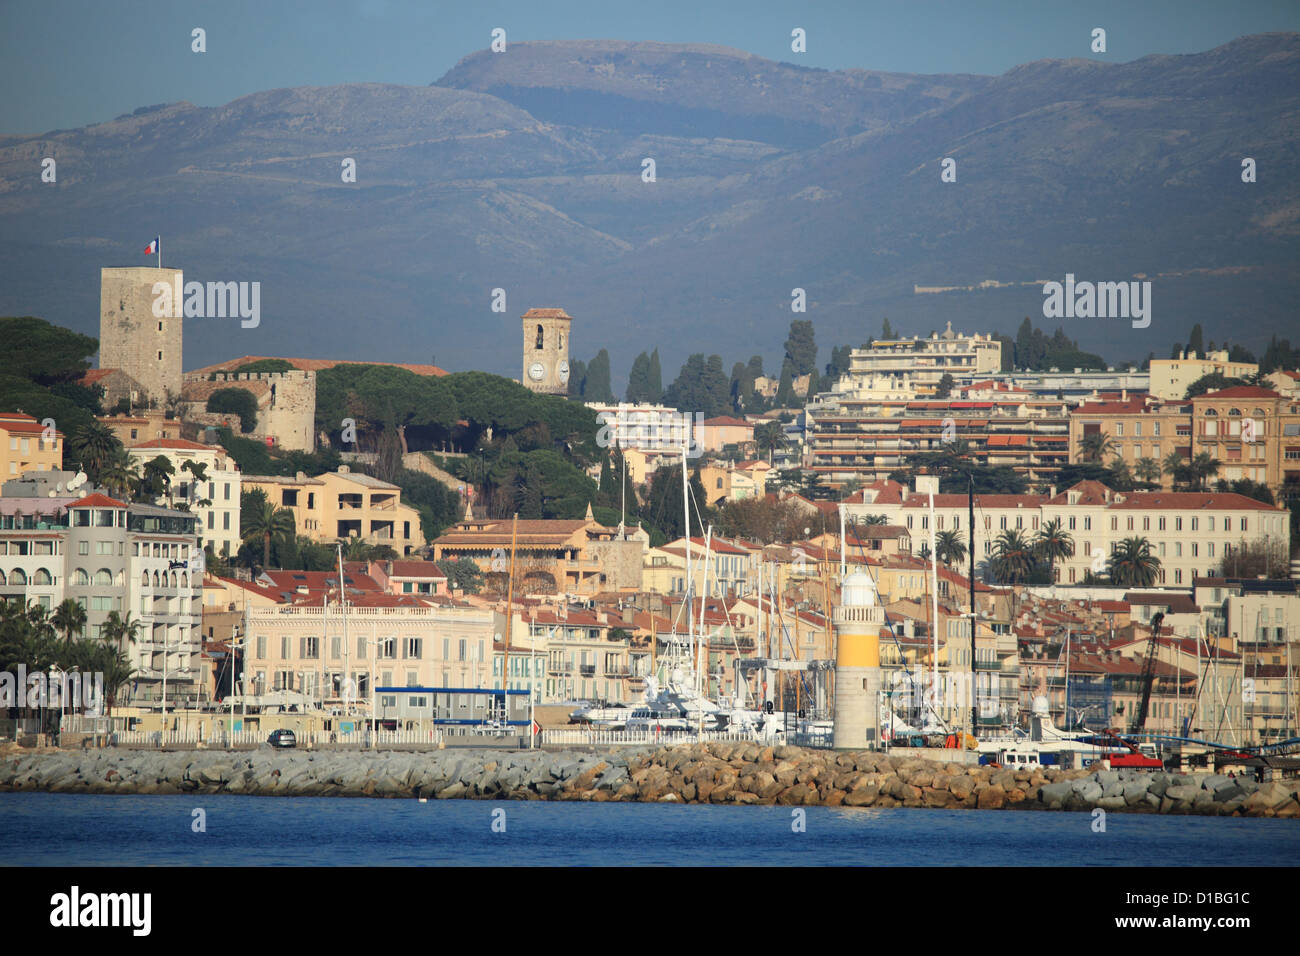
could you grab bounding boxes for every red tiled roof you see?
[68,493,128,508]
[130,438,220,451]
[701,416,752,428]
[190,355,448,377]
[1108,492,1280,512]
[0,412,57,435]
[389,560,446,579]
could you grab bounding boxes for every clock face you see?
[528,362,546,381]
[558,361,570,383]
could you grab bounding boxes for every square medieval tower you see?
[521,307,572,395]
[100,267,183,406]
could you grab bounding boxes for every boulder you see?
[977,784,1007,809]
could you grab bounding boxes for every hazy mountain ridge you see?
[0,35,1296,380]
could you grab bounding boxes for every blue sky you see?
[2,0,1298,134]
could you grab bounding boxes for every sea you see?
[1,793,1297,865]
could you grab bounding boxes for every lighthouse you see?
[832,569,885,750]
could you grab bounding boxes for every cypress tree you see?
[647,349,663,402]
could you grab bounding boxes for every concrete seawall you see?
[3,743,1298,816]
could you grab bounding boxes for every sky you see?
[2,0,1298,135]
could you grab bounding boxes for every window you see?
[78,541,88,555]
[256,636,266,660]
[280,636,291,660]
[223,512,230,531]
[301,637,319,659]
[1116,423,1124,436]
[405,638,422,659]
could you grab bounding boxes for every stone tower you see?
[521,308,572,395]
[832,569,885,750]
[100,267,183,406]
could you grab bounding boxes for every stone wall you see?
[197,370,316,452]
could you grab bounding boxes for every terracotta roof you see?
[79,369,118,386]
[388,560,446,579]
[130,438,221,452]
[190,355,448,377]
[701,416,752,428]
[1107,492,1280,512]
[67,493,128,508]
[0,412,57,435]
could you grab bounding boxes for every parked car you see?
[267,729,297,748]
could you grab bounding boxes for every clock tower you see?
[521,307,573,395]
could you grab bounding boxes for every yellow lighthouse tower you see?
[832,569,885,750]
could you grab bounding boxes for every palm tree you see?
[1034,518,1075,581]
[1078,432,1115,464]
[1134,456,1163,489]
[242,499,297,569]
[935,529,967,567]
[68,420,121,482]
[1107,455,1135,491]
[1162,450,1187,489]
[1189,451,1220,491]
[991,529,1037,584]
[99,450,139,501]
[51,598,87,647]
[1108,537,1161,587]
[753,421,786,464]
[101,610,141,654]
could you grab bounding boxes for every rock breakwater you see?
[3,743,1297,817]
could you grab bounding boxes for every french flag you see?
[144,237,159,255]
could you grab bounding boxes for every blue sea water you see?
[1,793,1295,866]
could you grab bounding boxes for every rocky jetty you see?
[2,743,1298,817]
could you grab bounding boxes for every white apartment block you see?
[241,597,496,702]
[127,438,241,558]
[843,478,1289,589]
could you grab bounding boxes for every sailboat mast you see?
[337,543,350,713]
[682,440,692,678]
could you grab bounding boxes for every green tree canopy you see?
[206,387,259,433]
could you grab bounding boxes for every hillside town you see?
[1,270,1297,760]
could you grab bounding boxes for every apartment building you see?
[1148,350,1258,400]
[808,395,1071,489]
[843,476,1289,589]
[431,507,648,596]
[643,535,760,598]
[836,324,1003,394]
[1070,386,1300,494]
[697,460,771,506]
[511,604,632,703]
[0,412,62,477]
[241,592,496,701]
[126,438,241,558]
[244,466,423,554]
[0,489,204,705]
[96,413,182,448]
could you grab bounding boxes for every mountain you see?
[0,35,1296,384]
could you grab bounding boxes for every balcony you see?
[579,664,596,678]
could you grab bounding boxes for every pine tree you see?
[784,319,817,376]
[567,359,587,398]
[775,359,795,407]
[1187,324,1205,357]
[626,351,652,403]
[647,349,663,402]
[881,317,896,340]
[584,349,615,402]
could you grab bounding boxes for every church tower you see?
[521,308,572,395]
